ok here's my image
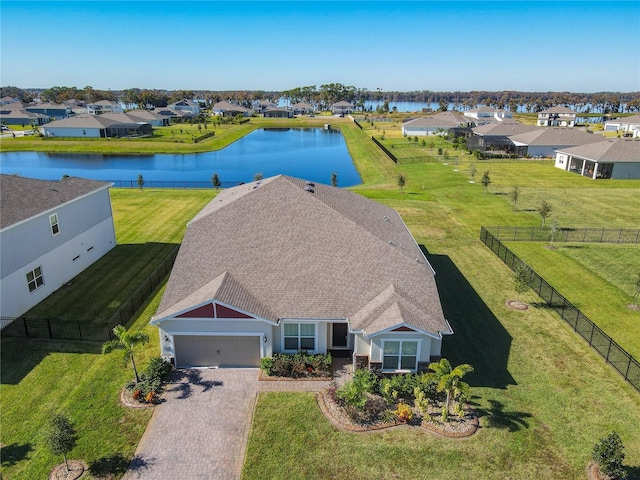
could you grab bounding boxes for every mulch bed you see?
[505,300,529,311]
[48,460,87,480]
[258,370,332,382]
[317,390,479,437]
[119,388,155,408]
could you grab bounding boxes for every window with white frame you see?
[382,340,418,371]
[283,323,315,351]
[49,213,60,236]
[26,266,44,292]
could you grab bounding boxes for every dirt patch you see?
[506,300,529,311]
[586,462,610,480]
[627,304,640,312]
[49,460,87,480]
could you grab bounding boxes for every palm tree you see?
[428,358,474,421]
[102,325,149,383]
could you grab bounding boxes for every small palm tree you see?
[428,358,474,421]
[102,325,149,383]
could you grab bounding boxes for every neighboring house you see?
[170,99,201,115]
[603,114,640,137]
[537,106,576,127]
[87,100,124,115]
[0,175,116,319]
[212,101,253,117]
[292,102,315,115]
[41,114,153,138]
[1,96,19,106]
[255,100,278,114]
[0,109,49,126]
[1,101,27,112]
[152,107,190,121]
[25,103,72,120]
[64,99,88,115]
[401,111,473,136]
[467,122,541,153]
[464,106,513,123]
[509,128,604,158]
[332,101,353,115]
[122,109,169,126]
[554,139,640,179]
[263,107,292,118]
[151,175,453,371]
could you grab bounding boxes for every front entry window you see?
[283,323,315,351]
[383,340,418,371]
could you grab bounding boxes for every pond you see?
[0,128,361,188]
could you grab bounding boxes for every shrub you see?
[380,374,416,402]
[337,380,367,410]
[394,402,413,422]
[262,352,332,378]
[592,432,627,479]
[127,357,172,402]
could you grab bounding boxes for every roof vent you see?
[383,216,390,222]
[305,181,315,187]
[304,186,314,193]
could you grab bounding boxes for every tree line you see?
[3,84,639,113]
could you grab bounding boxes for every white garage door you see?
[174,335,261,368]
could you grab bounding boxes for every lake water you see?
[0,128,361,188]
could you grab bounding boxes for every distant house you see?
[263,107,292,118]
[255,100,278,114]
[0,175,116,319]
[212,101,253,117]
[41,114,152,138]
[537,106,576,127]
[464,106,513,123]
[25,103,71,120]
[292,102,315,115]
[151,175,452,370]
[152,107,190,121]
[0,96,19,106]
[554,139,640,179]
[0,109,49,126]
[332,101,353,115]
[509,128,603,157]
[87,100,123,115]
[170,99,201,115]
[1,101,27,111]
[121,109,169,126]
[401,111,473,136]
[603,114,640,137]
[466,122,541,153]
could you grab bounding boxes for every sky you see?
[1,1,639,93]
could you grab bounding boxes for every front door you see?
[332,323,348,348]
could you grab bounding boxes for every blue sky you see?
[1,1,639,92]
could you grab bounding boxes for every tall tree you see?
[330,171,338,187]
[102,325,150,383]
[211,172,221,190]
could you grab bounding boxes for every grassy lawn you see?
[2,118,640,479]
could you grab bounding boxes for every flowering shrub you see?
[394,403,413,422]
[145,391,156,403]
[125,357,172,403]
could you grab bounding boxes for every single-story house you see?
[254,100,278,114]
[263,107,292,118]
[25,103,71,120]
[603,114,640,137]
[121,109,169,126]
[152,107,190,121]
[0,175,116,319]
[212,101,253,117]
[151,175,453,371]
[402,111,473,136]
[0,109,49,126]
[464,106,513,123]
[508,128,603,158]
[0,96,18,106]
[537,106,576,127]
[554,138,640,179]
[466,122,541,153]
[87,100,123,115]
[170,99,201,115]
[292,102,315,115]
[41,114,152,138]
[332,101,353,115]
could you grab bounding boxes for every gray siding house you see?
[0,175,116,320]
[151,175,453,371]
[554,139,640,179]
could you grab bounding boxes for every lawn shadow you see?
[0,442,33,467]
[88,453,130,477]
[624,465,640,479]
[1,337,102,385]
[421,246,516,389]
[471,398,532,432]
[167,369,223,399]
[127,454,156,472]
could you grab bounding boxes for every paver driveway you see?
[122,368,259,480]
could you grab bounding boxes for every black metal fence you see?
[486,226,640,244]
[480,227,639,392]
[1,246,179,342]
[371,136,398,163]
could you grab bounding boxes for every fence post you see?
[624,359,631,381]
[513,226,517,241]
[23,317,29,338]
[605,341,612,363]
[583,228,587,242]
[531,227,534,241]
[618,229,622,243]
[78,320,83,341]
[588,324,595,346]
[47,318,53,339]
[600,228,605,242]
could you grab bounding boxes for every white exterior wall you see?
[555,153,569,170]
[0,218,116,318]
[402,126,439,136]
[42,126,103,138]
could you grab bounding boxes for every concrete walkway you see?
[122,360,352,480]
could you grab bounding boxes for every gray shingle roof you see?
[605,114,640,126]
[43,114,120,128]
[509,128,604,146]
[0,175,112,229]
[472,122,539,136]
[539,106,576,114]
[557,138,640,162]
[155,175,450,337]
